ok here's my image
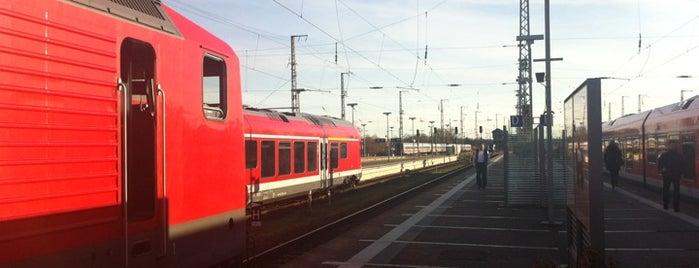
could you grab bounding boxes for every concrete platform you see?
[279,157,699,267]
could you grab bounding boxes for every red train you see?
[1,0,248,267]
[244,108,362,204]
[602,96,699,199]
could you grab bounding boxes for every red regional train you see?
[243,108,362,204]
[1,0,247,267]
[602,96,699,199]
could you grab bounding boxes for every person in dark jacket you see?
[473,143,489,189]
[658,141,684,212]
[604,140,623,188]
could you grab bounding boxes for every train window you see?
[330,143,339,169]
[602,139,608,153]
[633,137,641,162]
[625,138,634,170]
[681,99,694,109]
[669,134,680,145]
[294,142,305,174]
[668,135,680,159]
[647,137,657,163]
[308,142,318,172]
[340,142,348,159]
[658,136,667,152]
[261,141,275,178]
[279,142,291,176]
[245,140,257,169]
[202,54,227,120]
[683,135,696,180]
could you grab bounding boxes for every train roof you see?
[243,107,354,128]
[243,107,360,139]
[649,95,697,115]
[603,95,699,136]
[644,95,699,132]
[243,107,317,125]
[69,0,180,35]
[68,0,234,57]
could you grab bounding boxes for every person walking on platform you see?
[473,143,489,189]
[604,140,623,188]
[658,141,684,212]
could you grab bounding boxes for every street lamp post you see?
[428,120,435,155]
[638,94,646,113]
[397,87,419,144]
[495,113,501,130]
[383,112,391,162]
[460,106,467,141]
[474,110,481,140]
[439,99,448,133]
[409,117,416,137]
[347,103,358,126]
[445,123,451,146]
[361,123,367,157]
[544,0,554,228]
[409,117,417,155]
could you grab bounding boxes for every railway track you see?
[243,160,470,267]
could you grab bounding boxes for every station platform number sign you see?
[510,115,523,127]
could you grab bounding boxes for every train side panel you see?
[154,5,247,267]
[244,110,362,204]
[0,1,247,267]
[642,99,699,197]
[244,110,324,203]
[0,1,123,266]
[319,116,362,185]
[603,97,699,199]
[602,112,649,177]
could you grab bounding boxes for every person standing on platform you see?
[604,140,623,188]
[473,143,489,189]
[658,141,684,212]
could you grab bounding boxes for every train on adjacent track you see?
[243,108,362,204]
[393,142,471,157]
[0,1,362,267]
[602,96,699,198]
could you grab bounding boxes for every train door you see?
[624,138,633,171]
[320,139,329,188]
[245,139,259,204]
[119,38,164,266]
[682,134,696,180]
[329,142,340,184]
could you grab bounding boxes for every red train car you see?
[1,1,246,267]
[243,108,362,204]
[603,96,699,199]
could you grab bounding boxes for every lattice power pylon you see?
[516,0,537,132]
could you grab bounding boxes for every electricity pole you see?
[517,0,539,132]
[290,35,307,113]
[341,72,351,119]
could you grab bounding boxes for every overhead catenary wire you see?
[272,0,412,88]
[335,0,351,71]
[409,0,420,87]
[424,11,428,66]
[333,0,447,87]
[168,0,352,88]
[605,15,699,97]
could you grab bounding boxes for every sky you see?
[164,0,699,139]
